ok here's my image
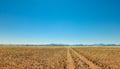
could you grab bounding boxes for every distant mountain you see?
[0,43,120,46]
[47,43,70,46]
[91,44,120,46]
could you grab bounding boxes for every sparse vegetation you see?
[72,47,120,69]
[0,46,67,69]
[0,46,120,69]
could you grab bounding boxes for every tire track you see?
[70,48,101,69]
[66,48,75,69]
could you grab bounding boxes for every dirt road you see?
[66,48,75,69]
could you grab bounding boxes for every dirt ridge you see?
[70,48,101,69]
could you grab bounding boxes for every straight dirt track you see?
[67,48,75,69]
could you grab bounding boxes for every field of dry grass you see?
[72,46,120,69]
[0,46,120,69]
[0,46,67,69]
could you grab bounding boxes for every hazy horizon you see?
[0,0,120,44]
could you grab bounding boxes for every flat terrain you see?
[0,46,120,69]
[72,46,120,69]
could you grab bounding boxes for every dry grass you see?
[72,46,120,69]
[0,46,67,69]
[0,46,120,69]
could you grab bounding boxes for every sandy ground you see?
[66,48,75,69]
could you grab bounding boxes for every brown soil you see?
[66,48,75,69]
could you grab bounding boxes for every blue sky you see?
[0,0,120,44]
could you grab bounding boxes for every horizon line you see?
[0,43,120,45]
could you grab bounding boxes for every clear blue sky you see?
[0,0,120,44]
